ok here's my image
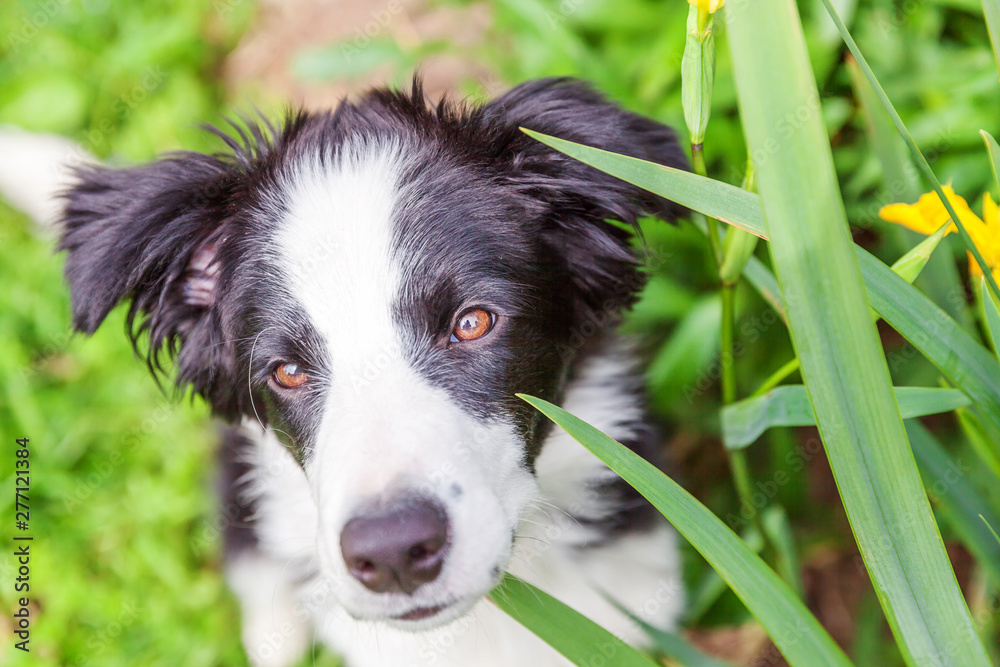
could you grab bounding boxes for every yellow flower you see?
[879,185,1000,283]
[688,0,724,13]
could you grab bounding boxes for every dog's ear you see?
[59,152,244,416]
[485,78,688,318]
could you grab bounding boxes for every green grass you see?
[0,2,259,665]
[0,202,247,666]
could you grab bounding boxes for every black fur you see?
[59,77,687,466]
[218,426,259,556]
[60,151,248,415]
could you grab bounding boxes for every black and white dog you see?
[54,78,688,666]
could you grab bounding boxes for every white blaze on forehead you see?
[275,138,407,372]
[271,139,537,618]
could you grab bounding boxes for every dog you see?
[50,77,689,666]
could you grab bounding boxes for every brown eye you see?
[451,308,495,343]
[272,363,308,389]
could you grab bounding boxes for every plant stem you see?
[721,283,766,546]
[751,357,802,398]
[721,283,765,545]
[690,114,775,581]
[697,5,710,34]
[720,282,736,404]
[692,142,722,265]
[699,152,772,562]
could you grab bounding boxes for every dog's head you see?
[60,78,685,628]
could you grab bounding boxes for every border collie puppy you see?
[58,78,688,667]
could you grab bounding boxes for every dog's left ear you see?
[59,152,245,417]
[485,78,688,318]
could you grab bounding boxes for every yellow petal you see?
[983,191,998,229]
[969,249,984,277]
[980,192,1000,259]
[879,202,948,235]
[687,0,724,12]
[879,186,981,237]
[967,244,1000,277]
[956,194,1000,273]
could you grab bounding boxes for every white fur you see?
[235,339,683,666]
[226,551,312,667]
[0,127,94,230]
[272,139,538,626]
[0,127,685,667]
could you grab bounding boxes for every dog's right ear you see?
[480,78,688,321]
[59,152,241,412]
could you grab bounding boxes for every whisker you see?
[248,327,272,433]
[247,328,302,450]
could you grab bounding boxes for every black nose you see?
[340,496,449,595]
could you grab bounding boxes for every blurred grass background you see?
[0,0,997,665]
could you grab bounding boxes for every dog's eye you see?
[272,363,308,389]
[451,308,495,343]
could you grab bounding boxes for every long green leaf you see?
[635,623,736,667]
[858,249,1000,434]
[522,94,999,667]
[818,0,1000,303]
[982,277,1000,357]
[521,133,1000,436]
[983,517,1000,546]
[980,130,1000,193]
[844,51,973,328]
[520,128,768,240]
[906,421,1000,589]
[685,520,767,623]
[519,395,853,667]
[520,133,1000,438]
[722,386,971,449]
[982,0,1000,79]
[726,2,989,666]
[489,573,658,667]
[743,255,787,323]
[604,596,737,667]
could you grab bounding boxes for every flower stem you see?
[697,6,711,34]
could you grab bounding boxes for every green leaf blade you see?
[489,573,658,667]
[722,386,972,450]
[907,421,1000,589]
[858,250,1000,434]
[979,130,1000,194]
[818,0,1000,302]
[520,128,768,240]
[727,1,990,665]
[982,0,1000,80]
[981,276,1000,357]
[519,395,853,667]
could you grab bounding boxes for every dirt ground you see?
[223,0,494,109]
